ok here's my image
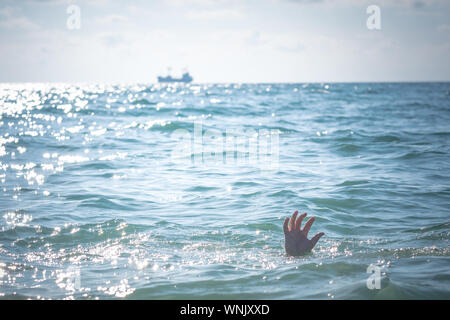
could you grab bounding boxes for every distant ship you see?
[158,72,193,83]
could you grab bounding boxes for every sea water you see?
[0,82,449,299]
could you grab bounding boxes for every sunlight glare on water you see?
[0,82,449,299]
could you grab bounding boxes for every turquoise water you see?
[0,82,449,299]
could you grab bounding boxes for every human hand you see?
[283,211,325,256]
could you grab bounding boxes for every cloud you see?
[413,1,426,9]
[437,24,450,32]
[286,0,323,4]
[166,0,240,6]
[246,31,267,46]
[0,6,14,16]
[245,31,307,53]
[285,0,448,7]
[0,16,39,30]
[0,6,40,30]
[96,14,129,25]
[26,0,111,6]
[277,42,306,53]
[98,32,130,47]
[185,8,244,20]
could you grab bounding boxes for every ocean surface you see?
[0,82,449,299]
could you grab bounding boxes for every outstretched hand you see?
[283,211,324,256]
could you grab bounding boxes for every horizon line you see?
[1,80,450,85]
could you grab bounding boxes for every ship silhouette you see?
[158,68,193,83]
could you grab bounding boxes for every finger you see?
[310,232,325,248]
[283,217,289,235]
[302,216,316,236]
[289,211,298,232]
[295,212,307,230]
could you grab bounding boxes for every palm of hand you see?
[283,211,324,256]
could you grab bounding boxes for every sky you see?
[0,0,449,83]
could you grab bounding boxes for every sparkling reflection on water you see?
[0,82,449,299]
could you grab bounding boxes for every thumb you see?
[310,232,325,248]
